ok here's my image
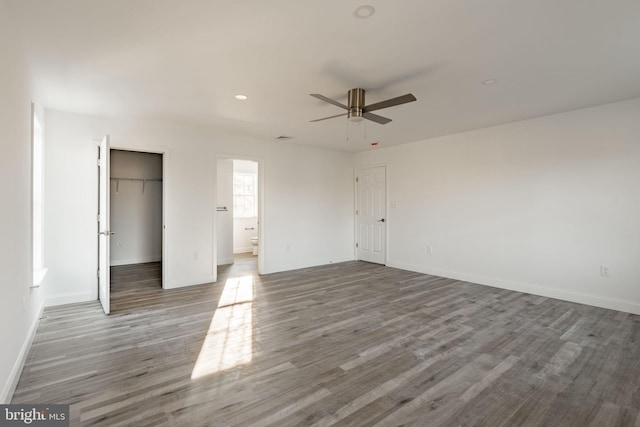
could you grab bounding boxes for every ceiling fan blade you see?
[310,94,348,110]
[364,93,417,112]
[310,113,348,122]
[363,112,392,125]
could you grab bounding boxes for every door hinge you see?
[97,214,100,222]
[97,158,101,167]
[356,209,359,215]
[356,177,359,183]
[356,243,359,248]
[97,269,100,279]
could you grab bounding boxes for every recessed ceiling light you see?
[235,94,248,100]
[354,5,375,19]
[481,79,498,85]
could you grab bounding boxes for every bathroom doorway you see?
[216,158,261,271]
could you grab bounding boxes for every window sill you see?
[31,267,48,288]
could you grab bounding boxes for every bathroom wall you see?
[232,160,259,254]
[233,218,258,254]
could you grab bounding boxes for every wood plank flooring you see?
[12,257,640,426]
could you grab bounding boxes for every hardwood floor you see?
[12,257,640,426]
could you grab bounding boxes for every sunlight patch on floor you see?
[191,275,253,379]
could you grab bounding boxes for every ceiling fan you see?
[310,88,417,125]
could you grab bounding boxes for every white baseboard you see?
[233,246,252,254]
[45,291,94,307]
[387,260,640,315]
[165,275,217,289]
[110,255,162,267]
[263,256,355,275]
[217,257,235,265]
[1,300,45,404]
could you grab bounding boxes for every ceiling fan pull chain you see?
[346,116,350,141]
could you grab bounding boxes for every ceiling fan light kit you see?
[310,88,417,125]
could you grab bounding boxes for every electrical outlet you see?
[600,265,610,277]
[193,252,199,261]
[426,245,432,254]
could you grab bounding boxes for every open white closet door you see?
[98,135,111,314]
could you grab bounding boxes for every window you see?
[32,104,46,286]
[233,173,257,218]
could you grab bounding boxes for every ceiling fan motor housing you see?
[348,88,365,121]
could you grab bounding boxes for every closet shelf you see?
[111,177,162,194]
[110,177,162,181]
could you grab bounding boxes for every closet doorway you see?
[109,150,164,305]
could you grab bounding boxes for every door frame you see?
[97,136,111,314]
[216,155,265,275]
[97,142,169,291]
[355,164,388,264]
[112,146,168,289]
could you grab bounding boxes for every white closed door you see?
[98,135,111,314]
[357,166,386,264]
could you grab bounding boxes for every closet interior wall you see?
[110,150,163,267]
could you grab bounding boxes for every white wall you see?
[234,159,258,175]
[0,3,45,403]
[43,110,355,303]
[110,150,163,266]
[216,159,234,264]
[356,98,640,314]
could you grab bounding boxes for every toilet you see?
[249,236,259,255]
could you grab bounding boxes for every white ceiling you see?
[6,0,640,152]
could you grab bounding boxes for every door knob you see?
[377,218,385,223]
